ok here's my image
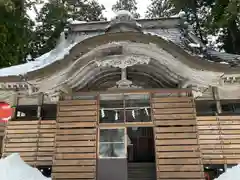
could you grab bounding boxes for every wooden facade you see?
[0,89,239,180]
[152,96,204,180]
[2,120,56,165]
[52,100,98,180]
[0,11,239,180]
[198,116,240,164]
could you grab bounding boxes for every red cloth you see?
[205,172,210,180]
[0,102,13,122]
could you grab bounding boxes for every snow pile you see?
[215,164,240,180]
[0,153,51,180]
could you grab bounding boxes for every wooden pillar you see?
[212,86,222,114]
[34,93,44,167]
[1,91,18,157]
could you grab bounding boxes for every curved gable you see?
[0,32,238,82]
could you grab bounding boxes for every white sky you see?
[98,0,151,19]
[28,0,151,20]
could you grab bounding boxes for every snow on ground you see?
[0,153,50,180]
[215,164,240,180]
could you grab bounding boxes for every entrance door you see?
[97,92,153,180]
[127,127,156,180]
[97,128,127,180]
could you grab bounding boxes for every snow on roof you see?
[70,20,87,25]
[207,50,240,62]
[0,18,238,77]
[0,32,101,77]
[215,164,240,180]
[0,38,75,77]
[143,28,185,47]
[170,10,186,18]
[112,10,134,20]
[189,43,201,48]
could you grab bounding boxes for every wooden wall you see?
[2,91,240,180]
[2,120,56,166]
[152,96,204,180]
[52,100,97,180]
[197,116,240,164]
[0,122,6,157]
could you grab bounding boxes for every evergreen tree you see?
[0,0,34,67]
[31,1,69,57]
[146,0,175,18]
[206,0,240,53]
[31,0,105,58]
[112,0,140,18]
[71,0,105,21]
[146,0,240,53]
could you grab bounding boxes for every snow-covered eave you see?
[69,16,182,26]
[184,29,240,65]
[69,17,182,33]
[0,32,239,83]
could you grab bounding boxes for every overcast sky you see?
[28,0,151,20]
[98,0,151,19]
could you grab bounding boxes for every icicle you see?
[145,108,149,116]
[115,111,118,120]
[101,108,105,118]
[132,110,135,119]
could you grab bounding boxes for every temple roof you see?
[0,11,239,79]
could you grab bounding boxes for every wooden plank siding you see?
[52,100,97,180]
[0,122,6,157]
[2,120,56,166]
[152,96,204,180]
[197,116,240,164]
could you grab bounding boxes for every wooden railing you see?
[197,115,240,164]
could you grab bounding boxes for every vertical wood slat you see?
[152,96,204,180]
[37,120,56,166]
[52,100,97,180]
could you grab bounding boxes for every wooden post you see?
[213,87,227,168]
[1,91,18,157]
[212,86,222,114]
[34,93,44,167]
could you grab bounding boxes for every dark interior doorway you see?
[127,127,156,180]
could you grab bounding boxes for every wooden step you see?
[128,163,156,180]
